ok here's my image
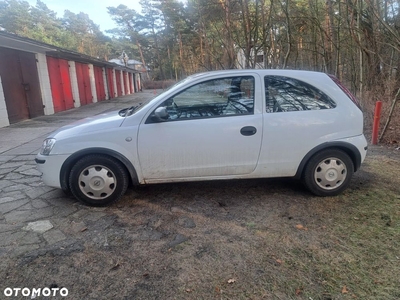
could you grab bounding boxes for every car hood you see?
[49,111,125,140]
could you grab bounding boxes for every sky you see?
[25,0,142,32]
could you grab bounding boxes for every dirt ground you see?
[1,145,400,300]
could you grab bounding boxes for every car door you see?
[137,75,263,181]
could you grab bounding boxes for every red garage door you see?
[46,56,74,113]
[75,62,92,106]
[115,70,122,97]
[0,47,44,123]
[128,73,134,94]
[106,68,115,99]
[93,66,106,101]
[123,71,128,94]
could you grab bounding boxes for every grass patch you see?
[274,164,400,298]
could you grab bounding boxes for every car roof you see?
[188,69,328,79]
[191,69,326,77]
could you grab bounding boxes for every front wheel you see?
[302,149,354,196]
[69,155,129,206]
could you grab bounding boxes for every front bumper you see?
[35,153,71,189]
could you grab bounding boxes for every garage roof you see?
[0,31,140,73]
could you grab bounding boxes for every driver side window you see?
[150,76,255,122]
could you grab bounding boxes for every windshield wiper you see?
[119,104,141,117]
[127,103,142,116]
[118,107,129,117]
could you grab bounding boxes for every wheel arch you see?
[60,148,139,192]
[295,142,362,179]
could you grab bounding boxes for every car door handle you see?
[240,126,257,136]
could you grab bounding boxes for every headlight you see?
[40,138,56,155]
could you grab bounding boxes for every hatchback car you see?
[36,70,367,206]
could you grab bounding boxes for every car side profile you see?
[35,70,367,206]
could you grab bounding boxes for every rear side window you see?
[265,76,336,113]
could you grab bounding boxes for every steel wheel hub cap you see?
[314,158,347,190]
[78,165,116,200]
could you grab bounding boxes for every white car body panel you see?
[138,114,263,180]
[49,112,125,141]
[257,108,364,177]
[36,154,70,187]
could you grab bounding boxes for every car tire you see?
[302,149,354,196]
[69,154,129,206]
[61,186,72,197]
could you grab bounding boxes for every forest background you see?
[0,0,399,143]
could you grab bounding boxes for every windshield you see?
[117,76,195,118]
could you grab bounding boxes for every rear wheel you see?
[303,149,354,196]
[69,155,129,206]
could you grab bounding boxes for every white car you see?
[36,70,367,206]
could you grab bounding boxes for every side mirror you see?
[152,107,169,122]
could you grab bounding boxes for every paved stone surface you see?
[0,91,157,258]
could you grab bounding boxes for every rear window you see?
[328,75,361,110]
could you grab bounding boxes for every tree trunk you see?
[379,86,400,142]
[282,0,291,69]
[137,41,150,80]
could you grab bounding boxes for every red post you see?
[371,101,382,145]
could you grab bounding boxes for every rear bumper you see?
[343,134,368,170]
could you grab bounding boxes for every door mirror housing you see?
[152,107,169,122]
